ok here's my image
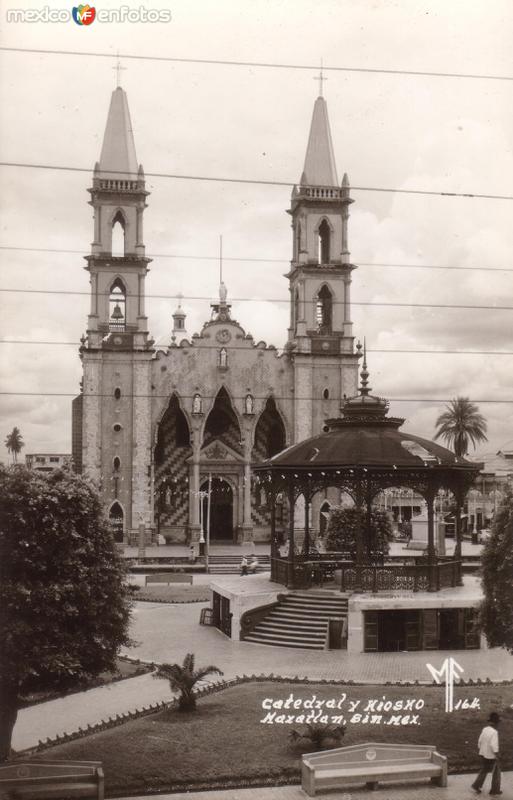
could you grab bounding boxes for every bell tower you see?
[85,86,151,349]
[288,88,360,442]
[79,85,154,544]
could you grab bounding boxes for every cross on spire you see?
[113,53,126,88]
[314,61,327,97]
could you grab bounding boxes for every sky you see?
[1,0,512,465]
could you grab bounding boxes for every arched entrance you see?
[201,477,234,542]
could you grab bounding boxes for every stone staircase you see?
[243,591,348,650]
[207,554,271,574]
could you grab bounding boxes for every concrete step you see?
[243,634,323,650]
[251,628,326,644]
[258,619,327,633]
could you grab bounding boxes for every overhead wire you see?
[1,46,512,82]
[1,245,512,273]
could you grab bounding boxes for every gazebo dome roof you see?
[260,356,480,474]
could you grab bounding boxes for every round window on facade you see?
[323,388,330,400]
[114,387,121,400]
[113,423,122,432]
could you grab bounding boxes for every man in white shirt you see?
[471,712,501,795]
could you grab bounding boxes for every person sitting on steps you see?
[240,555,248,576]
[247,555,259,574]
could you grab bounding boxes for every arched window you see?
[111,210,126,256]
[109,502,124,542]
[113,456,121,471]
[323,388,330,400]
[295,221,301,260]
[114,387,121,400]
[294,288,299,331]
[109,279,126,331]
[318,218,330,264]
[316,285,333,334]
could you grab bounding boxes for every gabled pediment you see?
[187,439,244,464]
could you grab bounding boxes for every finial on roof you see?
[313,60,327,97]
[360,338,371,396]
[219,235,228,304]
[342,172,350,187]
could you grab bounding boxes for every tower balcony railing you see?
[108,320,126,332]
[95,179,141,192]
[298,185,347,200]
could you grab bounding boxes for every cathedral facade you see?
[72,87,361,546]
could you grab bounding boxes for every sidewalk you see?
[12,669,175,751]
[122,771,512,800]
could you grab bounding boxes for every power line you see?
[1,160,511,201]
[0,288,511,312]
[0,391,511,404]
[1,46,512,83]
[1,245,512,273]
[1,339,512,356]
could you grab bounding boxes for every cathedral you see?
[72,85,361,546]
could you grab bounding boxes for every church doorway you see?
[201,477,234,542]
[109,502,124,543]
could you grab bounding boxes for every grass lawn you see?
[134,585,209,603]
[39,681,513,796]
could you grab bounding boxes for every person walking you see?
[471,712,501,795]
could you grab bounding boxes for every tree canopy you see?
[4,427,24,464]
[326,506,392,563]
[433,397,487,457]
[0,465,132,760]
[480,488,513,653]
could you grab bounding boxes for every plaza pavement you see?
[13,578,513,751]
[123,771,513,800]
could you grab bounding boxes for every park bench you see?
[301,742,447,796]
[145,572,193,585]
[0,759,104,799]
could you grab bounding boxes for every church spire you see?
[98,87,139,181]
[301,94,339,187]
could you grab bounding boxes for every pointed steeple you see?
[98,87,139,181]
[301,96,339,187]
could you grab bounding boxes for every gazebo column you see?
[302,490,311,556]
[287,483,296,588]
[270,486,277,582]
[354,479,365,592]
[453,486,464,586]
[426,490,437,592]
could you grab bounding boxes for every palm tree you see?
[5,427,24,464]
[434,397,488,457]
[157,653,223,712]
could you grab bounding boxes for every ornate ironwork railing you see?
[271,556,462,593]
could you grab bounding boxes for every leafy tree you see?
[326,506,392,563]
[157,653,223,712]
[0,465,132,760]
[4,427,24,464]
[480,488,513,652]
[434,397,488,457]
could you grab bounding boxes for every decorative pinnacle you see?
[360,338,371,396]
